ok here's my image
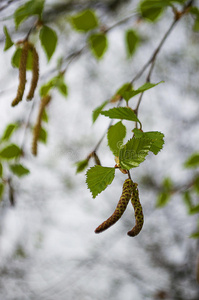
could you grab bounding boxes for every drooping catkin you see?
[127,184,144,237]
[12,41,29,107]
[32,95,51,156]
[26,44,39,101]
[95,179,135,234]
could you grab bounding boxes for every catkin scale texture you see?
[32,95,51,156]
[27,45,39,100]
[95,179,136,233]
[127,187,144,237]
[12,41,29,106]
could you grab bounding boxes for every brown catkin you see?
[26,44,39,101]
[12,41,29,107]
[127,185,144,237]
[32,95,51,156]
[95,179,135,234]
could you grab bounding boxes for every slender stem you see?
[134,0,193,113]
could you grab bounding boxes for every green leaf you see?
[190,7,199,16]
[70,9,98,32]
[11,47,33,70]
[193,18,199,31]
[42,109,48,123]
[40,26,58,61]
[14,0,45,29]
[194,176,199,194]
[156,177,172,208]
[133,129,164,155]
[1,124,18,141]
[183,191,193,211]
[0,183,4,199]
[119,137,152,170]
[39,128,47,144]
[110,83,132,102]
[56,76,68,97]
[107,121,126,156]
[189,205,199,215]
[156,192,171,208]
[86,165,115,198]
[40,75,67,97]
[139,0,167,22]
[75,159,89,173]
[125,29,139,57]
[101,107,140,123]
[116,81,163,102]
[88,33,108,59]
[0,144,21,159]
[40,81,53,97]
[190,231,199,239]
[116,83,132,97]
[184,153,199,169]
[10,164,30,177]
[0,162,3,177]
[3,26,14,51]
[92,100,109,123]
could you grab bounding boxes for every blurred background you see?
[0,0,199,299]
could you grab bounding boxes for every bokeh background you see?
[0,0,199,299]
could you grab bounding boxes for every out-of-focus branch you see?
[0,0,21,13]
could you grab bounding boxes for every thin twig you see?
[0,0,21,13]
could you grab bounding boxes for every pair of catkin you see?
[12,41,39,106]
[32,95,51,156]
[95,178,144,237]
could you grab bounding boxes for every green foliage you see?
[194,176,199,194]
[1,124,18,141]
[88,33,108,59]
[92,100,109,123]
[40,26,58,61]
[39,128,47,144]
[3,26,14,51]
[184,153,199,168]
[70,9,98,32]
[10,164,30,177]
[0,144,21,159]
[119,138,152,170]
[0,162,3,177]
[139,0,186,22]
[190,7,199,31]
[42,110,48,123]
[86,165,115,198]
[107,121,126,157]
[133,129,164,155]
[0,183,4,200]
[75,159,89,173]
[40,75,68,97]
[183,189,199,215]
[139,0,167,22]
[189,205,199,215]
[101,107,140,123]
[113,81,163,102]
[156,177,173,208]
[183,190,192,212]
[12,47,34,70]
[190,231,199,239]
[14,0,45,29]
[125,29,139,57]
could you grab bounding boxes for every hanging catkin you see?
[12,41,30,106]
[32,95,51,156]
[27,44,39,101]
[95,179,135,233]
[127,184,144,237]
